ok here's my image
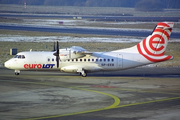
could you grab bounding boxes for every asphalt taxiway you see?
[0,24,180,38]
[0,67,180,120]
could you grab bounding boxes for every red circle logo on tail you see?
[137,25,172,62]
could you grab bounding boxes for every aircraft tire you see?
[15,72,19,75]
[82,73,87,77]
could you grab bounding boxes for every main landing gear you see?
[15,70,20,75]
[79,72,87,77]
[77,68,87,77]
[81,72,87,77]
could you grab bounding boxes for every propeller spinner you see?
[53,41,60,68]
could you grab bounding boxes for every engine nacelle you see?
[60,66,78,73]
[59,46,86,60]
[60,65,102,73]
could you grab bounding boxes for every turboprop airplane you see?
[4,22,174,77]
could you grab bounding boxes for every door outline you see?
[117,54,123,68]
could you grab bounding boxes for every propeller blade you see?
[56,56,59,68]
[57,41,59,54]
[56,41,59,68]
[53,41,60,68]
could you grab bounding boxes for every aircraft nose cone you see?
[4,62,7,68]
[4,61,10,68]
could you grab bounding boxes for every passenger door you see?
[117,54,123,68]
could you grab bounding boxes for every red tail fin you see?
[137,22,174,62]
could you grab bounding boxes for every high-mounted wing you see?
[70,46,93,55]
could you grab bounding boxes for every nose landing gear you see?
[15,70,20,75]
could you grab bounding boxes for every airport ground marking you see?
[112,88,180,96]
[115,96,180,108]
[1,79,180,119]
[93,87,180,108]
[92,85,180,96]
[73,87,120,109]
[0,80,120,120]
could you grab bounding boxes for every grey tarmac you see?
[0,67,180,120]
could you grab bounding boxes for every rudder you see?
[137,22,174,62]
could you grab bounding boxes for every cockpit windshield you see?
[14,55,18,58]
[14,55,25,59]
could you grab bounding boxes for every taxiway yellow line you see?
[112,88,180,95]
[115,96,180,108]
[25,89,120,120]
[0,80,120,120]
[75,87,120,109]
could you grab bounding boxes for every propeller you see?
[53,41,59,68]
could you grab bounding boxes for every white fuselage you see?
[4,49,151,73]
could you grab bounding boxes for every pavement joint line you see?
[112,88,180,96]
[1,75,179,96]
[91,86,180,96]
[0,80,120,120]
[115,96,180,108]
[1,79,179,96]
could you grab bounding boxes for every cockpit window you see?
[14,55,25,59]
[22,55,25,59]
[14,55,18,58]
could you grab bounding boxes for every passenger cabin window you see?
[64,58,115,63]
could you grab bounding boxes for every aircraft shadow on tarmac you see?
[23,69,180,78]
[2,67,180,78]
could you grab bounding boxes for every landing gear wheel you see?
[15,70,20,75]
[77,68,87,77]
[81,72,87,77]
[15,72,19,75]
